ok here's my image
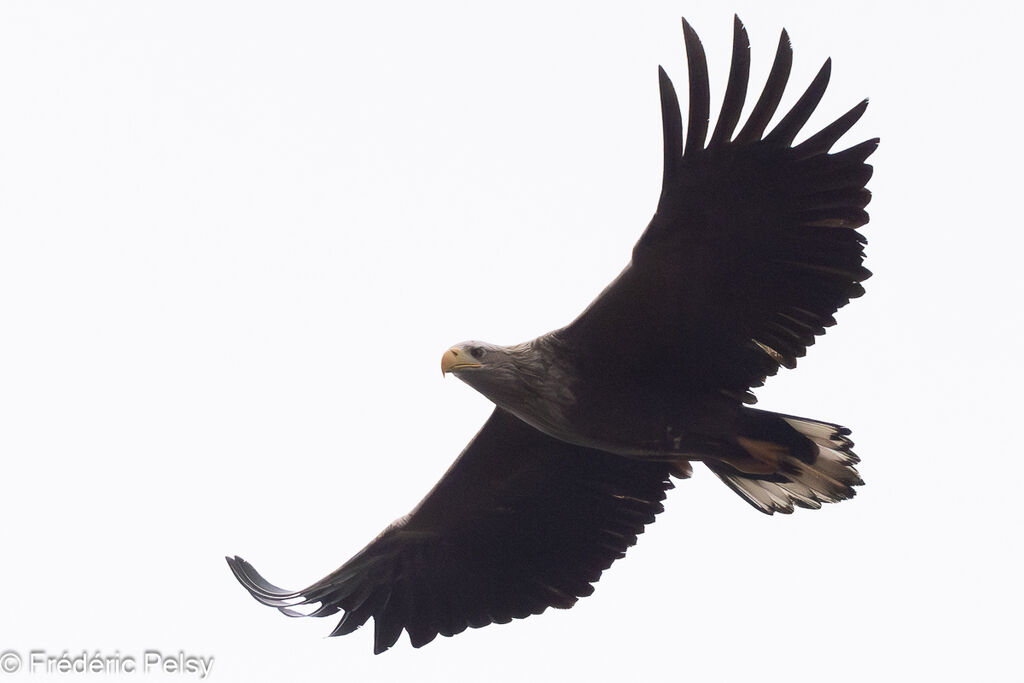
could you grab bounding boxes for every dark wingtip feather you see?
[709,15,751,148]
[328,610,364,638]
[227,555,297,603]
[858,137,881,159]
[680,18,710,157]
[329,586,387,640]
[794,98,869,158]
[227,555,329,619]
[766,58,832,148]
[373,585,411,654]
[409,626,439,649]
[658,65,683,184]
[374,615,403,654]
[734,28,793,144]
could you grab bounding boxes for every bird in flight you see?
[228,16,877,654]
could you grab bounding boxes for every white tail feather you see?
[710,413,863,515]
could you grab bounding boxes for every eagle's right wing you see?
[227,407,676,653]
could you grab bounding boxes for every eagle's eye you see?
[470,346,485,360]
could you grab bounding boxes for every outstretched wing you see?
[228,408,676,653]
[561,17,878,403]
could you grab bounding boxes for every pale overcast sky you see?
[0,2,1020,682]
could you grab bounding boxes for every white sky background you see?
[0,1,1021,681]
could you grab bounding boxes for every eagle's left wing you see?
[560,17,877,403]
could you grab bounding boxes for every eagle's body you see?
[228,17,877,654]
[451,335,737,464]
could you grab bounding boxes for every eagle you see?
[227,17,876,654]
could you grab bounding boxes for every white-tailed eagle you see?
[228,16,876,653]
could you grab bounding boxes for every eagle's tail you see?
[705,408,863,515]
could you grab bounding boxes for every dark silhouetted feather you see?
[709,16,751,148]
[794,99,869,158]
[764,59,831,147]
[681,18,710,157]
[658,66,683,184]
[734,30,793,143]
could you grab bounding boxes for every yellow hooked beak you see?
[441,347,482,376]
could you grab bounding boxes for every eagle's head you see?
[441,341,520,387]
[441,340,575,431]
